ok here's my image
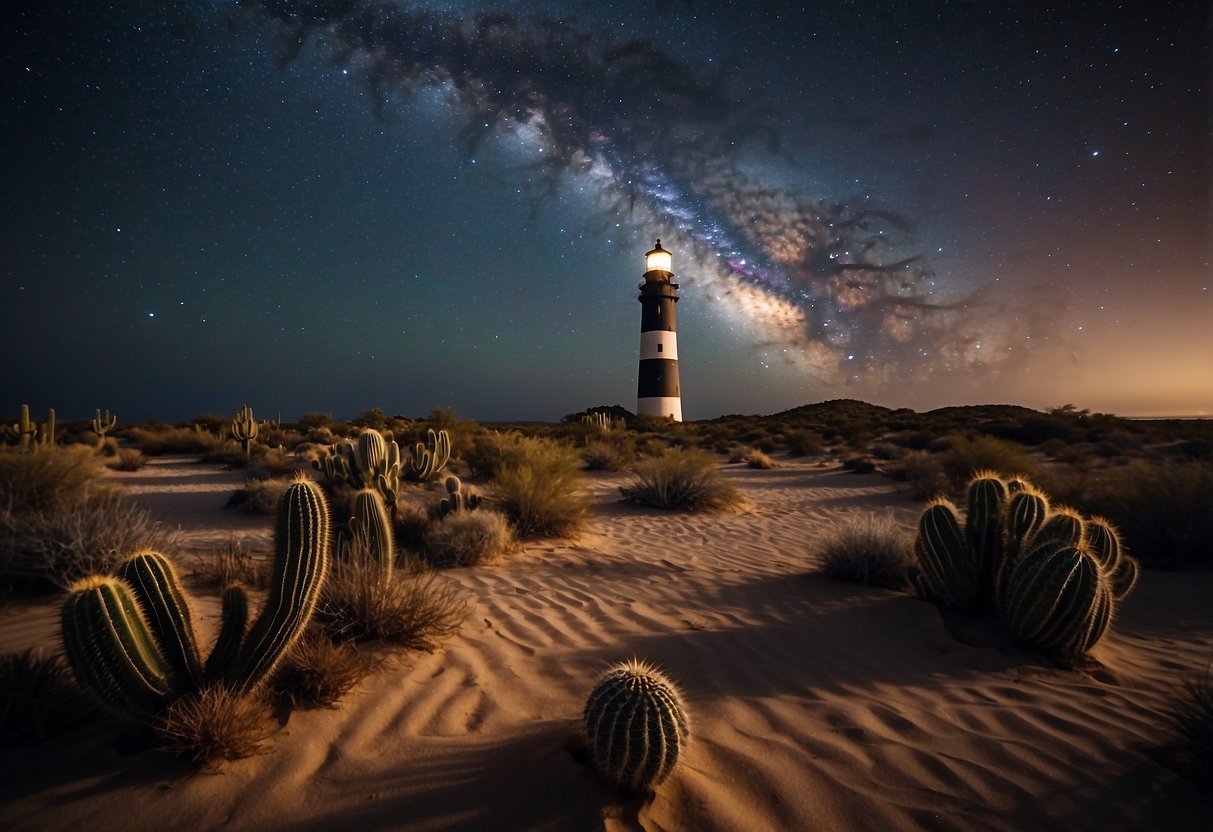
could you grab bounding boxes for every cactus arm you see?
[205,585,250,683]
[60,576,172,719]
[913,500,978,612]
[115,552,203,693]
[225,478,330,694]
[91,409,117,445]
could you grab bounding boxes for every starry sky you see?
[2,0,1210,423]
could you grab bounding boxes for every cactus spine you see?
[91,408,117,447]
[583,659,690,791]
[231,404,259,459]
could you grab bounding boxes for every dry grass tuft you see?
[153,686,272,766]
[423,509,515,568]
[188,539,270,593]
[229,477,292,515]
[1174,665,1213,789]
[0,649,98,743]
[269,630,376,710]
[319,557,467,649]
[816,513,915,590]
[746,449,778,469]
[620,447,743,512]
[491,439,589,538]
[0,445,111,516]
[108,447,148,471]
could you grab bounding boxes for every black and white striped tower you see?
[636,240,683,421]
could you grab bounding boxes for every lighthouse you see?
[636,240,683,421]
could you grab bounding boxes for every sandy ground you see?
[1,454,1211,831]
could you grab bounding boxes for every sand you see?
[1,454,1211,831]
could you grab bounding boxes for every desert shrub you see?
[229,477,292,515]
[201,441,253,469]
[127,425,223,456]
[422,510,514,568]
[620,447,743,512]
[0,490,180,593]
[259,445,296,475]
[318,557,467,648]
[938,433,1037,484]
[0,445,111,516]
[153,686,272,766]
[816,513,914,590]
[726,445,749,464]
[464,430,529,478]
[870,441,904,461]
[491,440,589,538]
[1078,460,1213,569]
[1174,665,1213,790]
[188,540,270,593]
[108,447,147,471]
[269,630,375,710]
[0,649,97,743]
[746,449,778,469]
[583,437,634,471]
[393,500,436,552]
[887,450,949,500]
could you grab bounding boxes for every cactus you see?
[231,404,259,459]
[405,428,451,482]
[313,428,402,517]
[436,475,482,518]
[583,659,690,791]
[913,499,980,613]
[224,477,330,694]
[1027,507,1086,552]
[1003,541,1113,665]
[582,411,614,432]
[964,473,1006,607]
[60,576,173,719]
[90,408,117,447]
[60,477,331,717]
[1085,517,1140,600]
[38,407,55,448]
[342,487,395,580]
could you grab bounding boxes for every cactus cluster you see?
[583,659,690,792]
[434,475,482,519]
[5,403,55,449]
[406,428,451,483]
[313,428,403,515]
[230,404,259,459]
[60,478,331,719]
[581,411,615,432]
[913,472,1139,664]
[90,408,117,447]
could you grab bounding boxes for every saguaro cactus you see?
[91,409,117,447]
[583,659,690,791]
[231,404,259,459]
[6,404,37,448]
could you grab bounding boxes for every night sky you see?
[3,1,1210,423]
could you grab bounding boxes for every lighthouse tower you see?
[636,239,683,421]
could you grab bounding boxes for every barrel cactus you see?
[913,498,981,613]
[60,477,331,717]
[583,659,690,791]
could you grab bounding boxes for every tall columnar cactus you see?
[342,487,395,580]
[405,428,451,482]
[582,411,614,432]
[38,407,55,448]
[59,477,332,718]
[6,403,36,448]
[231,404,259,459]
[225,477,330,694]
[913,498,981,613]
[583,659,690,791]
[964,473,1006,607]
[90,408,117,448]
[1003,542,1113,665]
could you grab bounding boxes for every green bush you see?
[939,433,1037,484]
[1078,460,1213,569]
[816,513,914,589]
[491,440,589,538]
[620,447,743,512]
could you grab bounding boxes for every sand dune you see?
[2,457,1210,830]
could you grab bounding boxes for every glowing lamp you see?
[645,240,672,274]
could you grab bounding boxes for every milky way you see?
[235,0,1007,386]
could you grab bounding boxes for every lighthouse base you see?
[637,397,683,422]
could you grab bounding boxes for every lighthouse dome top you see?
[645,239,673,275]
